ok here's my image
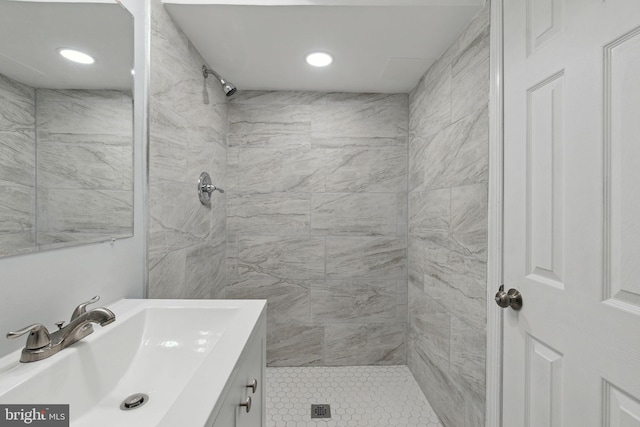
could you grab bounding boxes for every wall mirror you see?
[0,0,134,258]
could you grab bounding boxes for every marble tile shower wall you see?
[36,89,133,245]
[147,0,228,299]
[0,73,35,255]
[226,91,409,367]
[0,74,131,253]
[407,3,490,427]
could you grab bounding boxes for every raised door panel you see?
[527,0,563,55]
[604,26,640,312]
[604,382,640,427]
[526,71,565,289]
[525,336,563,427]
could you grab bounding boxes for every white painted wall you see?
[0,0,148,358]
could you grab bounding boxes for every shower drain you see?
[120,393,149,411]
[311,404,331,419]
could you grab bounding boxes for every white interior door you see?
[502,0,640,425]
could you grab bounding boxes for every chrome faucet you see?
[6,296,116,363]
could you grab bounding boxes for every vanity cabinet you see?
[206,313,266,427]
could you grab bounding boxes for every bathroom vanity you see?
[206,324,265,427]
[0,299,266,427]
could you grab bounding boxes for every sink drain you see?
[120,393,149,410]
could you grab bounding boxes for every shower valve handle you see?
[201,183,223,194]
[197,172,223,205]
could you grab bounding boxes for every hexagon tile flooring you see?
[266,365,443,427]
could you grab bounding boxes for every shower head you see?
[202,65,237,97]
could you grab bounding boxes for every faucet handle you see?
[71,295,100,321]
[7,324,51,350]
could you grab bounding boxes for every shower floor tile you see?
[266,365,443,427]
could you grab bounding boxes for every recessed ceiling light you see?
[306,51,333,67]
[58,48,95,65]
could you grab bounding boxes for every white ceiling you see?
[0,0,133,90]
[163,0,483,94]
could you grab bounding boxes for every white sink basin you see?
[0,299,266,426]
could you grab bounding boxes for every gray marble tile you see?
[36,91,132,143]
[0,232,35,256]
[396,279,408,322]
[422,239,487,327]
[169,66,228,129]
[231,91,409,108]
[237,236,325,281]
[148,249,186,299]
[451,57,490,123]
[452,1,491,63]
[409,188,451,248]
[409,65,451,140]
[267,322,324,367]
[37,232,126,249]
[397,192,408,237]
[185,239,226,299]
[408,135,429,192]
[148,0,228,304]
[149,179,210,241]
[0,130,35,187]
[228,193,310,237]
[35,89,131,104]
[446,106,490,186]
[311,104,406,139]
[0,74,35,131]
[0,73,35,102]
[36,131,131,147]
[150,47,193,111]
[326,237,406,280]
[465,392,486,427]
[451,183,488,256]
[0,184,34,233]
[148,103,187,182]
[0,71,35,247]
[408,284,450,374]
[238,148,324,193]
[38,143,130,190]
[150,0,190,62]
[187,126,227,186]
[312,136,405,148]
[450,315,486,403]
[208,190,227,240]
[148,179,210,267]
[406,8,489,425]
[310,279,397,322]
[226,237,238,284]
[227,133,312,150]
[192,58,229,109]
[324,147,407,193]
[321,92,409,107]
[230,90,327,106]
[226,277,310,323]
[452,26,490,78]
[150,0,192,101]
[228,104,311,142]
[421,106,489,190]
[225,146,239,193]
[324,323,406,366]
[311,193,397,236]
[407,343,465,427]
[408,237,426,292]
[210,240,227,299]
[37,189,132,235]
